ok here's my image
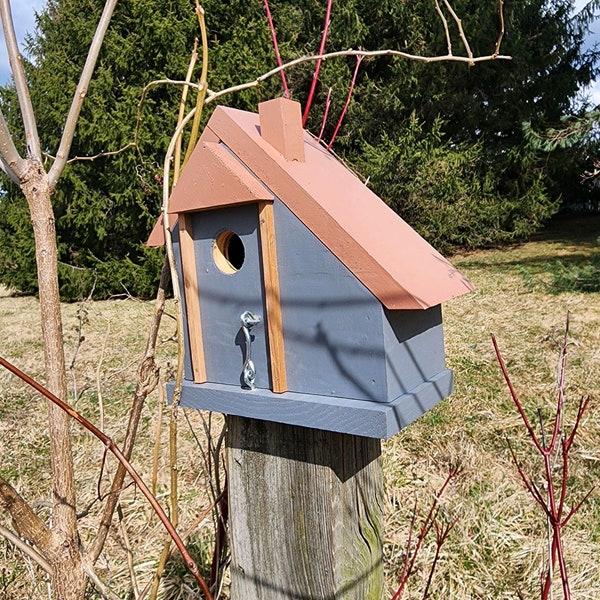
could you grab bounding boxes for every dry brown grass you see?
[383,217,600,599]
[0,216,599,599]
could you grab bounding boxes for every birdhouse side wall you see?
[382,306,446,401]
[274,200,390,403]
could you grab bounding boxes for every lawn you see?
[0,216,598,599]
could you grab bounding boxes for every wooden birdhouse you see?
[148,98,473,439]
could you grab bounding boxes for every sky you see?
[1,0,600,99]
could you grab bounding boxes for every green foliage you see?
[356,115,558,250]
[520,236,600,293]
[0,0,597,299]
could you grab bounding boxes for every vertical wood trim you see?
[178,213,207,383]
[258,201,287,393]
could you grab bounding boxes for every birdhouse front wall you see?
[181,204,271,389]
[174,195,448,407]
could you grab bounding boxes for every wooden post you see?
[227,416,384,600]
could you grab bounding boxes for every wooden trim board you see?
[178,213,207,383]
[258,201,287,393]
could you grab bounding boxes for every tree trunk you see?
[23,164,86,599]
[227,416,383,600]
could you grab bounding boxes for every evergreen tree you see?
[0,0,597,298]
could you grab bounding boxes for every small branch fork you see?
[0,356,213,600]
[391,466,461,599]
[492,315,593,600]
[258,0,507,147]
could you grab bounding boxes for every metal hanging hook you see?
[240,311,261,389]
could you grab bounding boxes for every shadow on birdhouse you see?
[148,98,474,439]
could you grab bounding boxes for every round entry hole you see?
[213,230,245,274]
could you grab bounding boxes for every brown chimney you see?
[258,98,305,162]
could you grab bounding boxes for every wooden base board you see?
[167,369,453,439]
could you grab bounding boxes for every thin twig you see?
[434,0,453,56]
[317,87,332,143]
[262,0,290,99]
[204,48,511,106]
[441,0,474,64]
[182,2,210,168]
[151,379,166,496]
[0,523,51,574]
[174,39,199,184]
[83,560,122,600]
[302,0,333,126]
[0,356,213,599]
[89,257,170,563]
[326,55,363,149]
[65,142,136,164]
[494,0,505,56]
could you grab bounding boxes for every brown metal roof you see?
[151,98,474,309]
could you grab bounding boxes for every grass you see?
[0,215,599,599]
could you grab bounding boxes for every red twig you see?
[317,87,332,143]
[302,0,333,126]
[262,0,290,99]
[0,356,213,600]
[326,55,363,150]
[492,317,593,600]
[391,467,461,599]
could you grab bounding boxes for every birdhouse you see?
[148,98,473,439]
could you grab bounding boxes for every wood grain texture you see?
[178,213,207,383]
[227,416,383,599]
[258,201,287,393]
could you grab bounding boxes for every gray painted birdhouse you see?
[148,98,473,438]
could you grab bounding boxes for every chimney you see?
[258,98,305,162]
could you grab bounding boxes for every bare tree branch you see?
[441,0,474,63]
[0,475,52,555]
[434,0,453,56]
[0,0,41,161]
[89,257,170,563]
[0,523,51,574]
[83,560,122,600]
[495,0,505,56]
[0,355,213,599]
[48,0,119,188]
[204,48,511,106]
[0,110,27,180]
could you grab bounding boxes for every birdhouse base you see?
[168,369,453,439]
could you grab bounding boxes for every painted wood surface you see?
[178,213,207,383]
[191,205,271,389]
[169,141,273,214]
[258,201,287,392]
[170,369,453,438]
[227,416,383,599]
[273,199,388,402]
[258,98,305,162]
[205,104,474,310]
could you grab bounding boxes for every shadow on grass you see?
[456,215,600,293]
